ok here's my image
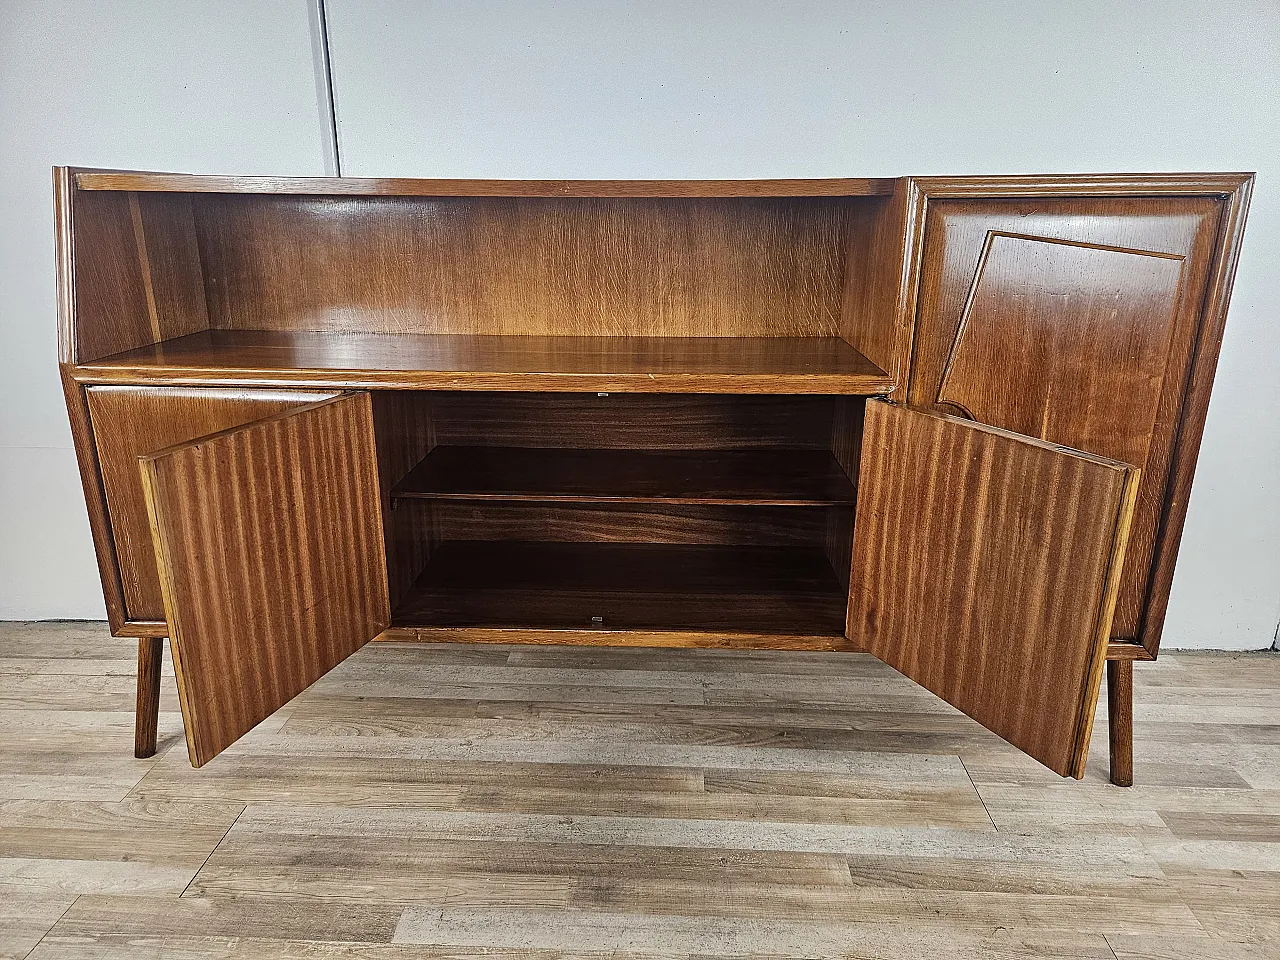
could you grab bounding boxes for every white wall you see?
[0,0,329,618]
[1,0,1277,649]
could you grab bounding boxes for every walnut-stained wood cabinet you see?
[57,169,1252,782]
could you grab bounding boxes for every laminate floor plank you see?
[0,621,140,659]
[1107,935,1280,960]
[0,798,243,898]
[1158,866,1280,944]
[0,889,74,960]
[279,700,988,752]
[397,907,1120,957]
[2,623,1277,960]
[38,894,403,945]
[188,837,855,902]
[499,643,896,676]
[0,673,181,713]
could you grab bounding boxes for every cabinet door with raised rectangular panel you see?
[139,392,390,767]
[848,401,1139,778]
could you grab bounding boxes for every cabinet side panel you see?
[371,392,439,608]
[60,367,128,632]
[825,397,864,594]
[134,192,211,341]
[839,181,910,384]
[1138,178,1253,654]
[69,189,211,363]
[70,191,153,363]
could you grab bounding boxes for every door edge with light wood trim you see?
[139,391,390,766]
[848,400,1139,778]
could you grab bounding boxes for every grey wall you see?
[0,0,328,617]
[2,0,1277,649]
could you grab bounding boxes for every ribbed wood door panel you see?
[139,392,389,767]
[848,401,1139,778]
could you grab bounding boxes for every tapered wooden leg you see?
[134,637,164,758]
[1107,659,1134,787]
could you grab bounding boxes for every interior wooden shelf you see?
[391,446,858,506]
[391,540,848,636]
[79,330,893,394]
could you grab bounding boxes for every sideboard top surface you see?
[68,168,1253,198]
[70,170,898,197]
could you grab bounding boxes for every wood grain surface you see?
[85,386,337,622]
[370,391,440,611]
[393,626,852,650]
[62,189,212,364]
[2,620,1276,959]
[391,540,847,637]
[848,401,1139,778]
[78,329,892,394]
[420,391,840,450]
[63,189,154,364]
[425,500,833,548]
[937,232,1186,470]
[138,393,389,766]
[904,192,1225,652]
[132,637,163,760]
[839,184,912,386]
[196,195,856,338]
[391,446,858,506]
[1109,659,1135,788]
[72,168,897,196]
[59,367,130,634]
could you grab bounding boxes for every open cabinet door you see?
[139,392,390,767]
[849,401,1139,778]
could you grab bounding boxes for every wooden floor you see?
[1,621,1277,959]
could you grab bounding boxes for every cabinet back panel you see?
[426,392,836,449]
[194,195,857,337]
[428,501,837,548]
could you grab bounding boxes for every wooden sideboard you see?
[56,168,1253,783]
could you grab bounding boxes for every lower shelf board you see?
[392,540,848,637]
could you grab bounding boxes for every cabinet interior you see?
[68,188,903,391]
[66,182,896,640]
[373,392,864,639]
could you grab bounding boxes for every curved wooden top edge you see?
[66,168,898,197]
